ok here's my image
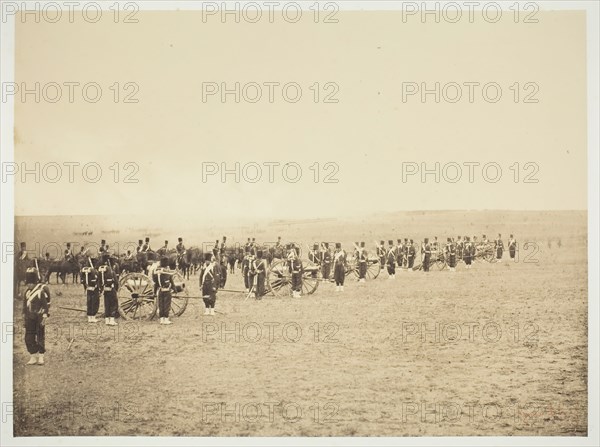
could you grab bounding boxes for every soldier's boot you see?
[37,354,44,365]
[105,317,110,325]
[26,354,38,365]
[90,316,97,323]
[159,317,164,324]
[335,286,339,292]
[204,308,210,315]
[210,308,215,316]
[163,318,173,325]
[340,285,344,292]
[109,317,117,326]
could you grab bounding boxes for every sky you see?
[11,9,587,218]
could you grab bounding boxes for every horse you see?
[44,258,81,284]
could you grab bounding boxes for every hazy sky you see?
[12,9,587,217]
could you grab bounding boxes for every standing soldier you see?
[376,240,386,270]
[472,236,478,262]
[136,239,143,253]
[22,264,50,365]
[403,238,410,270]
[456,236,464,262]
[432,237,439,257]
[19,242,28,261]
[509,234,517,260]
[357,242,368,283]
[81,260,100,323]
[247,249,257,297]
[99,239,107,255]
[141,237,151,253]
[244,238,251,252]
[495,233,504,262]
[200,253,219,315]
[321,243,332,281]
[242,247,252,292]
[386,240,396,279]
[463,237,473,269]
[408,239,416,270]
[254,249,268,299]
[288,246,303,298]
[422,238,431,272]
[154,256,177,325]
[447,237,457,272]
[308,243,320,265]
[98,254,118,326]
[333,243,346,292]
[220,236,227,256]
[395,239,403,271]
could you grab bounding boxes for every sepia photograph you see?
[0,1,598,446]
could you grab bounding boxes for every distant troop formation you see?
[16,233,517,365]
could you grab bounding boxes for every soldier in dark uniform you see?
[377,240,386,270]
[200,253,219,315]
[422,238,431,272]
[219,251,228,288]
[22,265,50,365]
[157,240,169,257]
[154,256,177,324]
[80,261,100,323]
[463,237,473,268]
[447,237,457,271]
[357,242,367,282]
[242,247,252,292]
[18,242,28,261]
[254,250,268,299]
[333,243,346,292]
[247,249,257,297]
[456,236,464,261]
[495,233,504,262]
[98,254,118,326]
[395,239,403,271]
[432,237,439,257]
[509,234,517,260]
[136,239,143,253]
[386,240,396,279]
[321,243,332,281]
[141,237,151,253]
[176,237,185,255]
[403,238,410,270]
[288,246,303,298]
[308,243,320,278]
[99,239,107,255]
[408,239,416,270]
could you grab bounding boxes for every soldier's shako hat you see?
[404,238,408,242]
[165,240,168,245]
[285,243,292,250]
[138,240,143,244]
[335,242,341,249]
[20,242,26,249]
[25,267,39,284]
[257,250,263,258]
[66,242,71,247]
[178,237,182,242]
[360,242,365,248]
[498,233,501,237]
[313,243,319,250]
[145,237,150,242]
[277,236,281,240]
[424,238,429,243]
[324,242,329,248]
[388,240,393,245]
[252,238,255,241]
[483,235,486,238]
[160,256,169,268]
[510,234,513,237]
[397,239,401,243]
[447,238,451,242]
[101,239,106,244]
[410,239,413,243]
[223,236,227,241]
[380,240,384,245]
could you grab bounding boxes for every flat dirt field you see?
[12,211,588,436]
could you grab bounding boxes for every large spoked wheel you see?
[302,262,320,295]
[366,258,381,279]
[170,271,189,316]
[118,272,156,320]
[267,259,292,297]
[344,258,357,278]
